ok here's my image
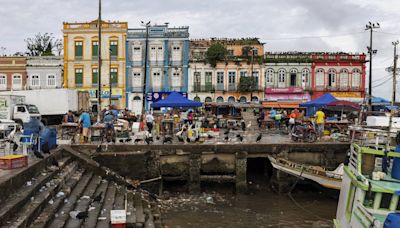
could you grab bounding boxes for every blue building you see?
[126,24,189,114]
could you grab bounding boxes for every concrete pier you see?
[235,151,248,193]
[77,142,349,193]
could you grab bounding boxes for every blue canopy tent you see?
[300,93,337,116]
[371,97,391,112]
[151,92,202,108]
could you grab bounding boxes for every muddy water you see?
[161,186,337,228]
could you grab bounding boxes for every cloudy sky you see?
[1,0,400,99]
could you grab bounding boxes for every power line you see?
[372,76,392,88]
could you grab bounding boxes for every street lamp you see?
[109,48,112,106]
[140,21,151,115]
[365,21,380,110]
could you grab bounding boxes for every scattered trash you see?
[64,199,69,203]
[26,181,32,186]
[88,206,96,212]
[56,191,65,198]
[206,196,215,204]
[48,199,54,205]
[81,195,90,200]
[30,196,34,201]
[98,217,107,220]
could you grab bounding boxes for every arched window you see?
[265,68,274,86]
[12,74,22,90]
[216,96,224,103]
[316,69,324,87]
[194,96,201,102]
[352,69,361,88]
[339,69,349,89]
[133,96,141,101]
[205,97,212,102]
[251,96,259,102]
[301,69,310,88]
[228,96,236,103]
[289,69,297,87]
[328,69,336,88]
[239,96,247,103]
[0,75,6,90]
[278,69,286,88]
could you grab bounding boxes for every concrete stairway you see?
[241,111,260,131]
[0,152,162,228]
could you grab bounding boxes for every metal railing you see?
[192,84,215,92]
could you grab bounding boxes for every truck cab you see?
[13,104,41,124]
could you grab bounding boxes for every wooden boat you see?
[267,155,343,190]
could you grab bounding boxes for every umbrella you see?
[326,100,360,121]
[326,100,360,112]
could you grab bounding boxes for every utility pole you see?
[365,21,380,111]
[109,48,112,106]
[387,40,398,158]
[141,21,150,115]
[97,0,102,122]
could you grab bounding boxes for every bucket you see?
[384,213,400,228]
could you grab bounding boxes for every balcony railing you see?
[228,84,236,91]
[314,86,363,91]
[216,84,225,91]
[192,84,215,92]
[128,86,143,92]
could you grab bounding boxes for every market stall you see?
[300,93,337,116]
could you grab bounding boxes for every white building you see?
[26,56,63,89]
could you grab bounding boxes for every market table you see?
[60,123,79,142]
[325,120,350,133]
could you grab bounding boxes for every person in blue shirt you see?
[78,110,91,143]
[270,108,277,119]
[103,111,115,129]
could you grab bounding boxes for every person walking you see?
[78,110,91,143]
[145,112,155,133]
[315,108,325,139]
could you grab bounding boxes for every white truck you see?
[0,89,90,125]
[0,95,41,125]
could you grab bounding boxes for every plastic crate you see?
[0,155,28,170]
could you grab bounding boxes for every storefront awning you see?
[262,101,301,109]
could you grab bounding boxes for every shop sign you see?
[330,92,362,98]
[146,92,187,102]
[265,87,304,94]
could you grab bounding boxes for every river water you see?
[161,184,337,228]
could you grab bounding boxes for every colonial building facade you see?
[264,52,312,108]
[188,38,264,103]
[63,20,127,109]
[311,53,366,102]
[126,24,189,114]
[26,56,63,89]
[0,57,27,91]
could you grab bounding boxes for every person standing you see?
[315,108,325,139]
[78,110,91,143]
[145,112,155,133]
[64,110,75,123]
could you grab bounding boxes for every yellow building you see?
[62,20,127,109]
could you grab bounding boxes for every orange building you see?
[189,38,265,103]
[0,56,27,91]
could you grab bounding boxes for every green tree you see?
[206,43,227,67]
[25,33,62,56]
[238,77,256,92]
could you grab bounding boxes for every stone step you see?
[134,192,145,227]
[82,180,109,228]
[96,182,117,228]
[30,168,85,228]
[4,161,79,228]
[113,185,126,210]
[126,192,136,227]
[0,156,72,225]
[64,175,102,228]
[47,171,93,228]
